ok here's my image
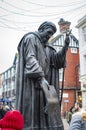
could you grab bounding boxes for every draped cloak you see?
[16,32,68,130]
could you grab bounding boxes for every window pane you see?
[83,27,86,42]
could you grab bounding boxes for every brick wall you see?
[60,48,81,116]
[64,48,80,87]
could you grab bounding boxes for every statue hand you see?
[65,29,72,46]
[38,77,50,90]
[65,35,70,46]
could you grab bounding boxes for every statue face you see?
[40,28,54,44]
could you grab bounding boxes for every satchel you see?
[42,85,58,113]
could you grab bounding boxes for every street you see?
[62,118,69,130]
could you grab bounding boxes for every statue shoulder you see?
[18,32,39,50]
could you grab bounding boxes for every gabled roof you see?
[49,34,63,44]
[49,33,79,48]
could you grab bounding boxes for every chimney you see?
[58,18,71,33]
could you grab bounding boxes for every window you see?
[83,55,86,73]
[5,72,7,79]
[78,66,81,82]
[59,68,63,81]
[71,48,77,54]
[8,70,11,78]
[82,26,86,42]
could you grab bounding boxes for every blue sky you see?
[0,0,86,73]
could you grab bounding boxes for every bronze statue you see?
[16,21,70,130]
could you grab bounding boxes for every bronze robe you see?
[16,32,68,130]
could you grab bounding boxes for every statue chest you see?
[37,46,50,75]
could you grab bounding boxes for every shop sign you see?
[64,100,69,103]
[63,93,68,98]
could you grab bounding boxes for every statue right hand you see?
[38,77,50,90]
[65,29,72,46]
[65,35,70,46]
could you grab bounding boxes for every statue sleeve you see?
[24,36,44,78]
[51,45,68,69]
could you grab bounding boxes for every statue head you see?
[38,21,57,33]
[38,21,57,44]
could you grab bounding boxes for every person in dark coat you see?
[16,21,70,130]
[0,102,7,119]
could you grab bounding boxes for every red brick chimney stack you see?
[58,18,71,33]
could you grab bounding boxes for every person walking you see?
[0,102,7,120]
[69,102,86,130]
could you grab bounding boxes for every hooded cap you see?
[38,21,57,33]
[0,110,24,130]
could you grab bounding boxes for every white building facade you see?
[0,53,18,108]
[76,15,86,109]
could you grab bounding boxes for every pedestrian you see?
[66,105,78,124]
[3,105,10,112]
[69,102,86,130]
[0,102,7,120]
[0,110,24,130]
[66,106,74,124]
[16,21,70,130]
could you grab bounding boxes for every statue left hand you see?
[38,77,50,90]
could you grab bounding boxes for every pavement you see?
[62,117,69,130]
